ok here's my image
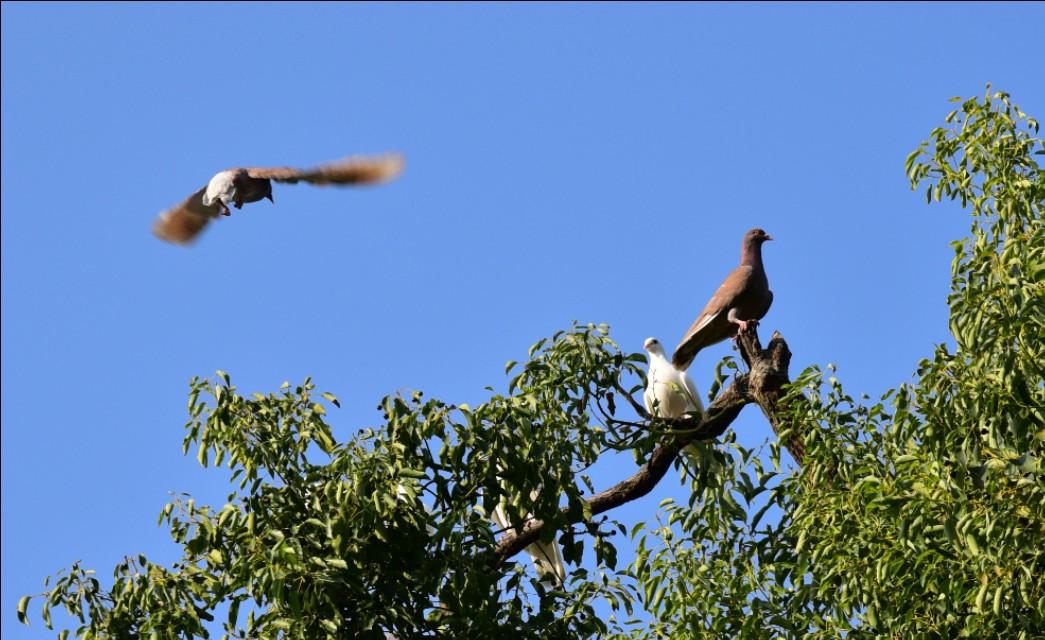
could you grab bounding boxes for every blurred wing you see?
[245,154,404,186]
[152,187,220,245]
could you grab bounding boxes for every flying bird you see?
[491,488,567,586]
[643,337,704,419]
[672,228,773,371]
[152,154,404,245]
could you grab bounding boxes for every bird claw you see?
[732,319,759,340]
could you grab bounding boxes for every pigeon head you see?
[740,228,772,266]
[643,337,665,354]
[746,228,773,244]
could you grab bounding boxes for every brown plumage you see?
[152,154,404,245]
[671,228,774,371]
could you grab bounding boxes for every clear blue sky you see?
[3,2,1042,635]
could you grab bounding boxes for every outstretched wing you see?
[152,187,222,245]
[245,154,404,186]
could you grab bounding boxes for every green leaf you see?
[16,595,29,625]
[976,578,990,612]
[228,598,241,627]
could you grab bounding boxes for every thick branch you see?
[748,329,802,464]
[492,326,797,565]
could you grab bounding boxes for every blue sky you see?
[3,2,1043,635]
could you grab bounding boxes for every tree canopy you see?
[19,86,1043,639]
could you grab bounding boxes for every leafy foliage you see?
[21,87,1043,639]
[614,86,1044,639]
[21,330,643,639]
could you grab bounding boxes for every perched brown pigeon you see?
[672,228,773,371]
[152,154,404,245]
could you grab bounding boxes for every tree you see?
[19,86,1043,639]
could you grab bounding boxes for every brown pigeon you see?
[671,228,773,371]
[152,154,404,245]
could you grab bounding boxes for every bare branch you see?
[612,380,650,419]
[741,329,801,464]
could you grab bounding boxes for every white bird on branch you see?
[643,337,704,419]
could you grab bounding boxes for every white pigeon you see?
[491,487,567,586]
[643,337,704,419]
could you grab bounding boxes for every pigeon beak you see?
[764,234,773,241]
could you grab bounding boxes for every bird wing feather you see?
[528,536,567,584]
[758,289,774,320]
[244,154,404,186]
[491,485,566,585]
[671,265,753,370]
[152,187,221,245]
[643,383,656,415]
[681,370,704,414]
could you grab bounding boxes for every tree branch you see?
[492,326,797,566]
[612,380,649,419]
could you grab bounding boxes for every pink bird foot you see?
[732,319,759,341]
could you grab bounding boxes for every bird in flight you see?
[672,228,774,371]
[152,154,404,245]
